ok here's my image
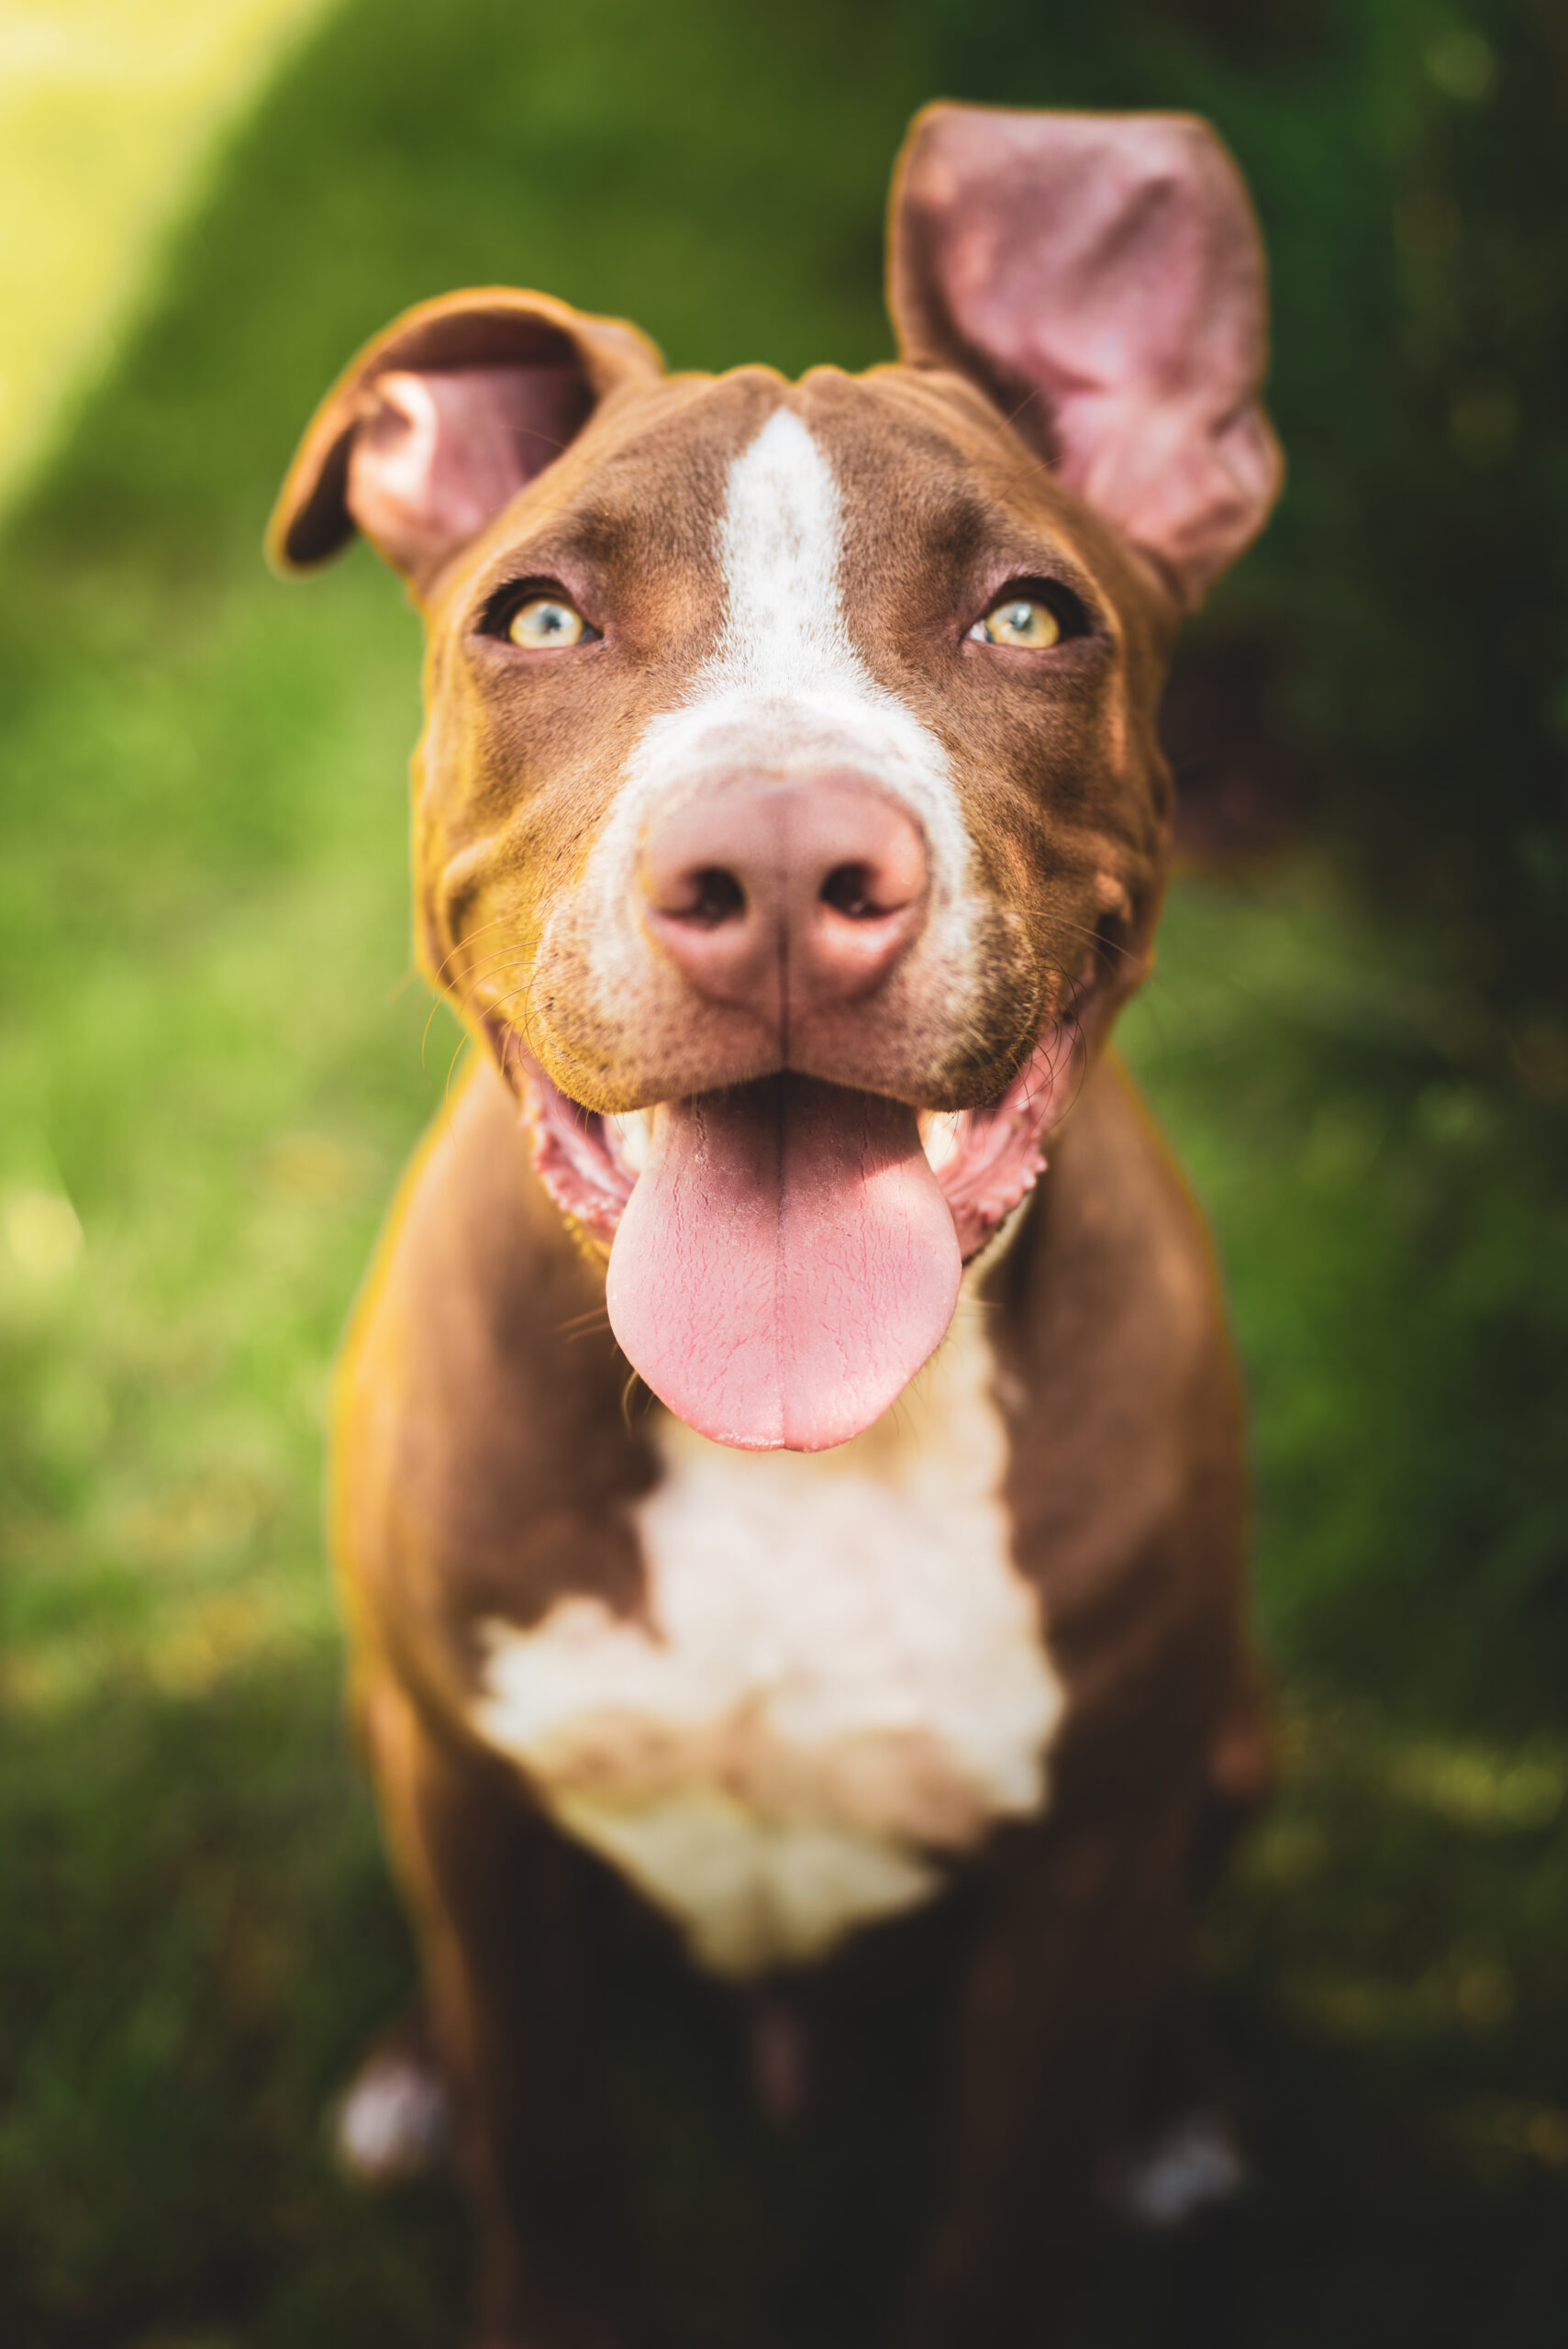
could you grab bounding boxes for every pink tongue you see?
[606,1075,962,1452]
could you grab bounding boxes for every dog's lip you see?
[502,1017,1085,1266]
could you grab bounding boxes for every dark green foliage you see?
[924,0,1568,1051]
[1,2,1564,2343]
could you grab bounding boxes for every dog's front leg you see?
[361,1673,638,2349]
[905,1796,1198,2349]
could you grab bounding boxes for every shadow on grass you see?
[0,1650,460,2349]
[2,1653,1564,2348]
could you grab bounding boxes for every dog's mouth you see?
[506,1026,1081,1453]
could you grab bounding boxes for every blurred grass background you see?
[0,0,330,500]
[0,1,1564,2343]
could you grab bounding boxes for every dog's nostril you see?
[820,863,882,919]
[681,866,746,928]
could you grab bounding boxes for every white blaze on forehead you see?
[578,405,977,984]
[715,406,864,693]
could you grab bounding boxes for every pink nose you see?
[639,777,929,1022]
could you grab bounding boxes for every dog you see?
[270,103,1280,2348]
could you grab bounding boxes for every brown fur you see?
[334,1049,1261,2346]
[274,103,1278,2349]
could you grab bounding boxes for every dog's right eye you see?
[971,596,1062,650]
[505,594,593,650]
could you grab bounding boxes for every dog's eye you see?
[506,595,591,650]
[970,596,1062,650]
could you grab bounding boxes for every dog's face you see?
[426,362,1171,1109]
[273,106,1279,1453]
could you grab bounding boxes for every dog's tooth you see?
[919,1110,964,1173]
[606,1111,653,1176]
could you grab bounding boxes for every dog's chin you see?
[496,1023,1083,1453]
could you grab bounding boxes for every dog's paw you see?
[1104,2108,1246,2232]
[742,1985,818,2129]
[332,2032,451,2185]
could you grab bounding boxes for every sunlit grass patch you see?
[0,0,332,504]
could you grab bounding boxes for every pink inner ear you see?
[348,362,589,582]
[891,109,1283,606]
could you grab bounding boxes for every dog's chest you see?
[472,1305,1062,1976]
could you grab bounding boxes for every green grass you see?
[1,2,1564,2343]
[0,0,331,505]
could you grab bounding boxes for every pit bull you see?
[270,103,1281,2349]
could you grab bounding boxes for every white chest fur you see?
[472,1297,1063,1976]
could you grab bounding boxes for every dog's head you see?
[272,106,1280,1454]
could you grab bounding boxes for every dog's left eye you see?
[970,596,1062,650]
[506,595,594,649]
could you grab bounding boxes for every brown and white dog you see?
[271,104,1281,2349]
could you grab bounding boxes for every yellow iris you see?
[507,596,588,649]
[974,596,1061,650]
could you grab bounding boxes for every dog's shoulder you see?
[333,1055,658,1679]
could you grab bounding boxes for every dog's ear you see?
[268,288,662,589]
[888,105,1282,607]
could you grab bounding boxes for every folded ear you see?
[888,105,1282,607]
[268,288,662,588]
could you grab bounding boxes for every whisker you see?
[420,992,445,1074]
[1004,384,1046,439]
[444,1023,476,1105]
[556,1304,613,1335]
[432,913,516,983]
[1048,909,1142,969]
[476,977,547,1062]
[446,937,532,983]
[439,950,537,1006]
[508,425,574,458]
[620,1367,653,1431]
